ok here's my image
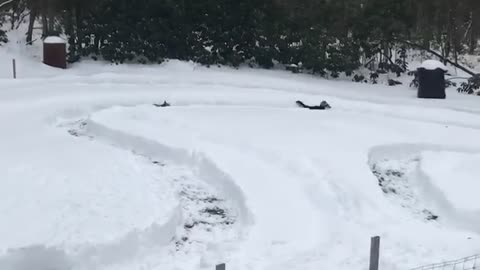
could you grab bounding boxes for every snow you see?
[1,34,480,270]
[421,151,480,212]
[84,100,480,269]
[0,140,177,246]
[43,36,66,44]
[419,60,447,71]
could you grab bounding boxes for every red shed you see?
[43,36,67,69]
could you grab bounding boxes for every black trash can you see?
[417,60,447,99]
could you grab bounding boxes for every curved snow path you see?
[86,106,336,269]
[369,144,480,234]
[0,70,331,270]
[87,102,480,270]
[79,117,251,222]
[1,61,480,269]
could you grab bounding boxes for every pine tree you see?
[14,0,480,75]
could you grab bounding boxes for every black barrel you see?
[417,60,447,99]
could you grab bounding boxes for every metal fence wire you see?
[411,254,479,270]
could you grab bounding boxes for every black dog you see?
[296,100,331,110]
[153,101,171,107]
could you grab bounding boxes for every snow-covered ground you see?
[1,37,480,270]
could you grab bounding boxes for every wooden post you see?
[12,59,16,79]
[216,263,226,270]
[369,236,381,270]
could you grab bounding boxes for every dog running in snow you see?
[296,100,331,110]
[153,101,171,107]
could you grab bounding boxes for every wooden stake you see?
[12,58,16,79]
[369,236,381,270]
[216,263,226,270]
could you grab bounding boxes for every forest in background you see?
[0,0,479,80]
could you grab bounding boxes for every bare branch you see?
[395,38,476,76]
[0,0,15,9]
[15,12,30,29]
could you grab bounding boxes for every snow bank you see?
[420,60,447,71]
[370,144,480,234]
[43,36,66,44]
[0,137,179,249]
[421,151,480,212]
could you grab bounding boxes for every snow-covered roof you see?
[419,60,447,71]
[44,36,66,44]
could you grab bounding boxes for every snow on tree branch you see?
[0,0,14,9]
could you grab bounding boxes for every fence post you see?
[12,59,16,79]
[369,236,381,270]
[216,263,226,270]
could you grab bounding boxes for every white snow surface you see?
[43,36,66,44]
[421,151,480,212]
[1,43,480,270]
[419,60,448,71]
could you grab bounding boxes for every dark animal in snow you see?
[296,100,331,110]
[154,101,171,107]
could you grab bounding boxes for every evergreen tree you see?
[6,0,480,76]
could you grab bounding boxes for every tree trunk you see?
[47,0,54,35]
[41,14,47,37]
[470,12,477,54]
[65,2,75,56]
[75,3,83,53]
[26,8,37,45]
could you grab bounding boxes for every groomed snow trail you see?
[1,60,480,270]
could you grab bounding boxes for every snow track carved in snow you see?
[368,143,480,233]
[0,111,251,270]
[79,117,251,227]
[63,114,250,267]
